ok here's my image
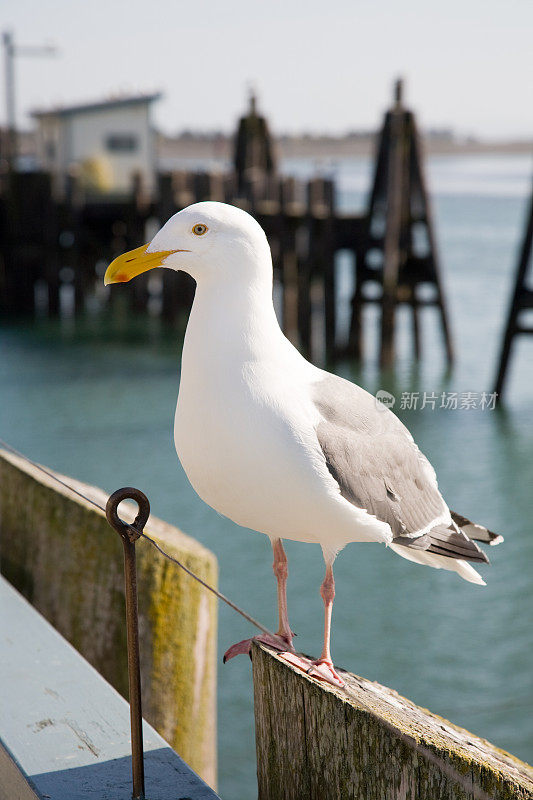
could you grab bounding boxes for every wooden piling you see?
[157,171,195,324]
[0,171,55,315]
[233,91,277,195]
[380,102,406,368]
[346,79,453,368]
[252,642,533,800]
[493,179,533,400]
[407,112,454,365]
[279,178,300,347]
[321,179,337,362]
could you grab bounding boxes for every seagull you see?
[104,201,502,687]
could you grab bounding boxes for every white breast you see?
[175,351,318,538]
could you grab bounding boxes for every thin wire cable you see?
[0,438,284,644]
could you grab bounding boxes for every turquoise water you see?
[1,153,533,797]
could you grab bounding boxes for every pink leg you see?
[309,562,344,685]
[319,562,335,662]
[223,538,295,663]
[224,545,344,688]
[272,538,294,645]
[271,558,345,688]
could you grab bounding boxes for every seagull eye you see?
[192,223,208,236]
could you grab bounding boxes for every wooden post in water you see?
[321,179,337,363]
[126,173,153,316]
[157,171,195,324]
[252,642,533,800]
[493,179,533,400]
[348,78,453,368]
[296,182,314,358]
[0,171,55,316]
[380,83,406,369]
[279,177,300,347]
[233,90,277,196]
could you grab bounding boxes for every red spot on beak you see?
[115,272,129,282]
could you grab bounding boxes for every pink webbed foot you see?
[279,653,345,688]
[308,657,345,688]
[223,635,344,688]
[223,632,295,663]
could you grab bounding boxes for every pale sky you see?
[2,0,532,139]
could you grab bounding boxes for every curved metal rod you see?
[106,487,149,800]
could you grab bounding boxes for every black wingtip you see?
[450,511,503,546]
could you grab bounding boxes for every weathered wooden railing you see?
[251,642,533,800]
[0,448,218,788]
[0,575,219,800]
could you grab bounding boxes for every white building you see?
[32,93,161,196]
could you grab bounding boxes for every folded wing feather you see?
[313,374,490,565]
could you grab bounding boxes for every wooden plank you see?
[252,642,533,800]
[0,449,218,788]
[0,576,219,800]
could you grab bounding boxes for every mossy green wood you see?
[251,642,533,800]
[0,450,218,788]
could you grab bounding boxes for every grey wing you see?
[313,374,489,564]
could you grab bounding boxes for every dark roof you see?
[32,93,162,119]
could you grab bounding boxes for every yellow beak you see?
[104,243,179,285]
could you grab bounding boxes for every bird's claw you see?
[223,632,295,663]
[223,638,255,663]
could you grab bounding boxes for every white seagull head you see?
[104,201,272,287]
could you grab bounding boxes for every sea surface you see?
[1,153,533,798]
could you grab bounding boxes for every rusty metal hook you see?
[106,487,150,543]
[106,487,150,800]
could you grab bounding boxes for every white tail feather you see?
[388,542,486,585]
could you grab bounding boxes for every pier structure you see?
[493,178,533,400]
[0,82,453,368]
[348,79,453,367]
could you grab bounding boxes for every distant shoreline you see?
[13,128,532,167]
[157,133,533,164]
